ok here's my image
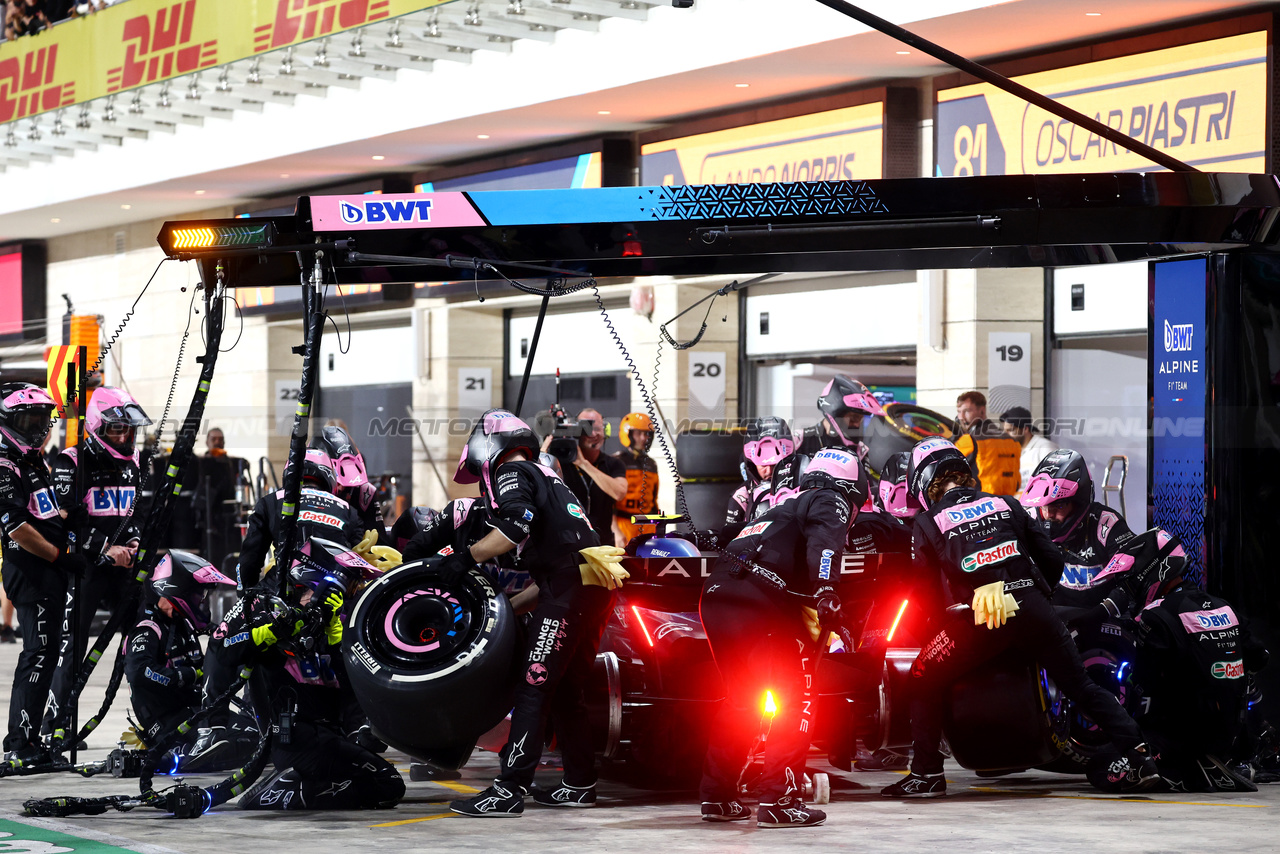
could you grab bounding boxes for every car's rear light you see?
[630,605,655,647]
[762,690,778,717]
[886,599,909,642]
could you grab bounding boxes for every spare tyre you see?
[863,403,955,478]
[344,556,518,769]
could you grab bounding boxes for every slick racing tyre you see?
[344,556,518,769]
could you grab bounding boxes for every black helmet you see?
[150,550,236,630]
[907,438,971,510]
[288,536,382,604]
[1020,449,1093,542]
[286,448,338,493]
[0,382,55,455]
[455,409,540,500]
[817,376,885,448]
[799,447,868,510]
[877,450,919,518]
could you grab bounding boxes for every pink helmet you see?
[743,416,794,469]
[799,447,868,509]
[0,382,56,454]
[313,425,368,489]
[877,450,920,518]
[150,550,236,630]
[456,409,540,505]
[86,386,152,462]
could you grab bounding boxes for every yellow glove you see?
[801,606,822,644]
[354,529,379,555]
[971,581,1020,630]
[355,530,403,571]
[323,591,344,614]
[326,614,343,646]
[578,545,629,590]
[251,623,280,648]
[120,726,145,748]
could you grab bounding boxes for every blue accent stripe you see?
[571,154,592,189]
[470,187,660,225]
[1046,56,1264,101]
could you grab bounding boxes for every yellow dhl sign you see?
[640,101,884,186]
[935,31,1267,176]
[0,0,454,125]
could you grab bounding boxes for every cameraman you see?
[545,408,626,541]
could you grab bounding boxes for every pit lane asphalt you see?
[0,639,1275,853]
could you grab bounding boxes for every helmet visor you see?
[8,408,52,448]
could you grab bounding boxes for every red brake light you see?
[886,599,909,642]
[762,690,778,717]
[630,605,654,647]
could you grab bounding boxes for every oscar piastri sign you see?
[1150,258,1207,587]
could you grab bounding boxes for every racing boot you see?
[532,781,596,807]
[881,772,946,798]
[854,748,910,772]
[238,767,306,810]
[756,796,826,828]
[1199,756,1258,792]
[181,727,231,773]
[450,782,527,817]
[1086,746,1163,793]
[700,800,751,822]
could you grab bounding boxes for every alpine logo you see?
[961,540,1019,572]
[1164,319,1194,352]
[1211,660,1244,680]
[733,520,772,539]
[339,198,433,225]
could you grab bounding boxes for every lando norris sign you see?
[936,31,1266,175]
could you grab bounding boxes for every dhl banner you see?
[0,0,454,126]
[640,102,884,186]
[935,31,1267,176]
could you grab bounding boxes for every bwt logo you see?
[339,199,433,225]
[946,500,996,524]
[1164,319,1194,352]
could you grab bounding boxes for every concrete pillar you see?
[410,298,504,508]
[916,267,1045,422]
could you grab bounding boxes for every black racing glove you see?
[435,551,474,585]
[814,585,842,631]
[401,536,431,563]
[174,666,199,690]
[54,551,90,577]
[1102,586,1132,619]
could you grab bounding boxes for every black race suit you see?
[0,450,68,753]
[700,486,853,803]
[44,444,143,738]
[124,606,204,744]
[907,487,1145,776]
[487,460,607,791]
[1133,586,1268,775]
[235,487,364,590]
[238,635,404,810]
[847,508,911,555]
[400,498,527,596]
[388,506,439,552]
[338,481,390,547]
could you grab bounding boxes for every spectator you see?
[560,408,627,541]
[4,0,49,41]
[952,390,1022,494]
[205,426,225,457]
[999,405,1059,492]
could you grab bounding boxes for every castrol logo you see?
[960,540,1019,572]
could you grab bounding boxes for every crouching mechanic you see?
[882,438,1159,798]
[124,551,237,766]
[238,538,404,810]
[447,410,611,817]
[1120,551,1268,792]
[699,448,863,828]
